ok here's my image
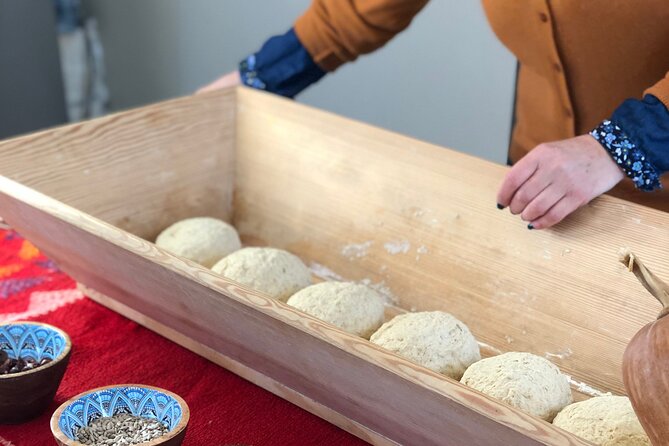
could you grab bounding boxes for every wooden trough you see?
[1,87,668,445]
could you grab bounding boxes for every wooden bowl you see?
[0,321,72,423]
[50,384,189,446]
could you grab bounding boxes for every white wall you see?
[85,0,516,163]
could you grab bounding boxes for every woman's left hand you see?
[496,134,624,229]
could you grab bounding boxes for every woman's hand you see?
[196,71,241,94]
[496,134,624,229]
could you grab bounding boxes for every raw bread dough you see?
[553,396,650,445]
[211,247,311,301]
[460,351,571,421]
[287,282,385,338]
[369,311,480,379]
[155,217,241,268]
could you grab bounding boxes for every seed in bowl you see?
[0,349,52,374]
[75,413,168,446]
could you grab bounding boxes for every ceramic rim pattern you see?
[0,323,67,361]
[57,386,184,440]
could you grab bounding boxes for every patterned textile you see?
[591,120,662,192]
[0,229,363,446]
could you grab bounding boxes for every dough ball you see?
[287,282,385,338]
[553,396,650,445]
[460,352,572,421]
[212,247,311,301]
[370,311,480,379]
[156,217,241,267]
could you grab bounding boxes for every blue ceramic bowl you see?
[51,384,189,446]
[0,321,69,363]
[0,321,72,423]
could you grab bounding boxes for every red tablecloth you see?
[0,229,365,445]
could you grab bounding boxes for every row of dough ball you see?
[156,218,648,445]
[554,396,649,446]
[371,312,648,444]
[155,218,386,337]
[156,217,242,268]
[457,354,647,446]
[212,247,388,338]
[370,314,647,445]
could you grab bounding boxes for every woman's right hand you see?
[196,71,241,94]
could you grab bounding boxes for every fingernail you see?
[496,203,505,210]
[527,223,534,230]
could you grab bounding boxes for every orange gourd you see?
[619,249,669,445]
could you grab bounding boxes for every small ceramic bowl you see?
[0,321,72,423]
[51,384,189,446]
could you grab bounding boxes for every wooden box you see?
[1,87,668,445]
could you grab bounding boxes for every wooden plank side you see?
[0,90,236,240]
[234,88,669,398]
[0,179,588,445]
[79,284,397,446]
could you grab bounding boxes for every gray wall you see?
[0,0,66,139]
[85,1,516,163]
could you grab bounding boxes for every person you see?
[199,1,669,229]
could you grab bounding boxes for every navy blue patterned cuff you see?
[611,95,669,174]
[239,55,267,91]
[590,120,662,191]
[238,28,325,98]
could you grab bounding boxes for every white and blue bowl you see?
[0,321,72,423]
[51,384,189,446]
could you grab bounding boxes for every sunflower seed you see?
[76,413,168,446]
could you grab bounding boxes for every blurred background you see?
[0,0,516,163]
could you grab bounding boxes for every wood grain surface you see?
[235,88,669,400]
[0,90,236,240]
[0,175,588,445]
[2,87,668,444]
[79,284,397,446]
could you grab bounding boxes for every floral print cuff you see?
[590,120,662,192]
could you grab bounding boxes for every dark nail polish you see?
[496,203,505,210]
[527,223,534,230]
